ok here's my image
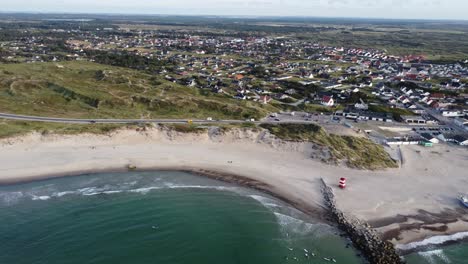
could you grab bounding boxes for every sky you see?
[1,0,467,20]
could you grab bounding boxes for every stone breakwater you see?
[321,179,404,264]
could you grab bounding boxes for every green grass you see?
[299,103,343,113]
[368,105,415,120]
[0,120,127,139]
[260,124,397,170]
[0,61,277,120]
[159,124,208,134]
[297,26,468,63]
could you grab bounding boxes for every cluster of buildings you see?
[1,26,467,141]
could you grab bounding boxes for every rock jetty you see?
[321,179,404,264]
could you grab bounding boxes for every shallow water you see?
[0,171,363,264]
[405,243,468,264]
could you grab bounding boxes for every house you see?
[354,99,369,110]
[235,74,244,81]
[429,101,440,109]
[446,135,468,146]
[411,108,426,115]
[386,136,422,145]
[398,96,411,104]
[260,95,272,104]
[321,96,335,107]
[401,115,428,125]
[358,111,393,122]
[430,93,445,100]
[420,133,440,144]
[442,110,463,117]
[234,93,247,100]
[321,82,342,89]
[284,89,297,95]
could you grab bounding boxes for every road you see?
[413,102,468,135]
[0,112,318,125]
[385,83,468,136]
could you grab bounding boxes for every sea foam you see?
[397,232,468,251]
[0,191,24,205]
[274,212,319,235]
[249,195,282,209]
[418,249,451,264]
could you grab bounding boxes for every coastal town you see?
[2,21,467,148]
[1,11,468,264]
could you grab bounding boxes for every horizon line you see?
[1,11,467,23]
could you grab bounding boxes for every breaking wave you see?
[397,232,468,251]
[249,194,282,209]
[274,212,322,236]
[0,183,243,205]
[418,249,451,264]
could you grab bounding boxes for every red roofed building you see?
[429,101,440,109]
[321,96,335,107]
[235,74,244,80]
[430,93,445,100]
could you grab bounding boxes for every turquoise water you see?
[0,171,363,264]
[405,243,468,264]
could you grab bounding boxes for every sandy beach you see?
[0,126,467,249]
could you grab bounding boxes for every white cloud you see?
[1,0,466,20]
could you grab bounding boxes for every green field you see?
[0,61,276,120]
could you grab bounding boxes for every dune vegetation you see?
[260,124,398,170]
[0,61,274,120]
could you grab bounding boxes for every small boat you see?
[460,196,468,208]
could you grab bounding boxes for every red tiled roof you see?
[322,96,332,103]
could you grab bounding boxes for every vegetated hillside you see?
[260,124,398,170]
[0,61,276,120]
[0,120,128,139]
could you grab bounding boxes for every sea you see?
[0,171,466,264]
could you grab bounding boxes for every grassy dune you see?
[0,120,127,139]
[0,61,274,120]
[261,124,398,170]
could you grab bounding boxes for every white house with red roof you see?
[260,95,272,104]
[321,95,335,107]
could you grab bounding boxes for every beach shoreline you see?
[1,127,467,251]
[0,166,328,221]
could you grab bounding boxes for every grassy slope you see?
[260,124,397,170]
[0,120,127,139]
[0,61,276,120]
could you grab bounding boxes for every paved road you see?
[0,112,317,125]
[413,102,468,135]
[385,84,468,136]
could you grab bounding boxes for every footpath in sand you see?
[0,127,467,248]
